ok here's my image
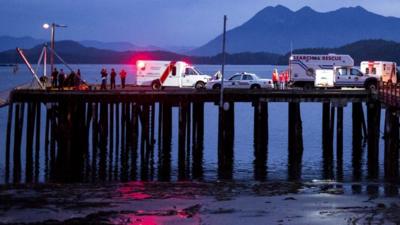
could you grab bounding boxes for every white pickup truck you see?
[315,66,379,90]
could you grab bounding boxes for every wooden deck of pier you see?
[10,88,370,103]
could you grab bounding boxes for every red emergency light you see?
[136,60,146,70]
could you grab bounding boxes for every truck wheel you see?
[195,81,205,90]
[250,84,260,90]
[365,81,377,91]
[151,80,161,90]
[303,83,314,90]
[213,84,221,90]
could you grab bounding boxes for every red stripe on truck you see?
[160,61,176,84]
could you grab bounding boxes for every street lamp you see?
[43,22,67,73]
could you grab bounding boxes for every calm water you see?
[0,64,386,183]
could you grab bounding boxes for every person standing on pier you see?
[58,69,65,90]
[100,68,108,90]
[284,70,289,89]
[279,72,284,90]
[51,68,59,88]
[119,69,127,88]
[272,68,279,89]
[110,68,117,89]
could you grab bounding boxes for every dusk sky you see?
[2,0,400,48]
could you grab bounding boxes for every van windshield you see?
[185,68,200,75]
[193,67,203,75]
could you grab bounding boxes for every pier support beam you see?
[5,103,13,183]
[13,103,25,183]
[352,103,363,181]
[192,102,204,180]
[253,101,268,181]
[288,102,303,181]
[25,103,36,183]
[336,106,344,181]
[34,103,41,182]
[178,102,188,180]
[158,103,172,181]
[130,103,139,181]
[218,102,235,180]
[322,102,334,179]
[322,102,330,149]
[367,100,381,179]
[384,107,399,180]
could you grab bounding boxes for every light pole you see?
[43,23,67,73]
[220,15,227,110]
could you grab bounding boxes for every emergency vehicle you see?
[205,72,274,90]
[360,61,397,83]
[136,60,212,90]
[314,66,378,89]
[289,54,354,88]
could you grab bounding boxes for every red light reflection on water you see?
[117,182,152,200]
[120,214,194,225]
[114,182,199,225]
[126,215,157,225]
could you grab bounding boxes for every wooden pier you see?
[3,88,400,183]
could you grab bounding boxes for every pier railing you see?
[378,81,400,109]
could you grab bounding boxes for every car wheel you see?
[250,84,260,90]
[151,80,161,90]
[195,81,205,90]
[213,84,221,90]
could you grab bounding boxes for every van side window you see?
[172,66,177,76]
[337,68,347,76]
[350,68,361,76]
[185,68,197,75]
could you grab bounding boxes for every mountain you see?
[79,40,139,51]
[190,5,400,56]
[1,39,400,65]
[0,36,45,52]
[0,40,280,65]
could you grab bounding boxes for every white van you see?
[315,66,379,90]
[360,61,397,83]
[136,60,211,90]
[289,54,354,88]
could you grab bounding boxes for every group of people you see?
[272,68,289,90]
[51,67,82,89]
[100,68,127,90]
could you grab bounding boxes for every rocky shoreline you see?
[0,181,399,225]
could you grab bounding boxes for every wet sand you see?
[0,181,399,225]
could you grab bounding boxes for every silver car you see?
[206,72,274,90]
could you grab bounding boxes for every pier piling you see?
[367,100,381,179]
[192,102,204,179]
[253,101,269,181]
[288,102,303,180]
[218,102,235,180]
[384,107,399,180]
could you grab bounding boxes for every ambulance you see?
[136,60,212,90]
[360,61,397,83]
[289,54,354,88]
